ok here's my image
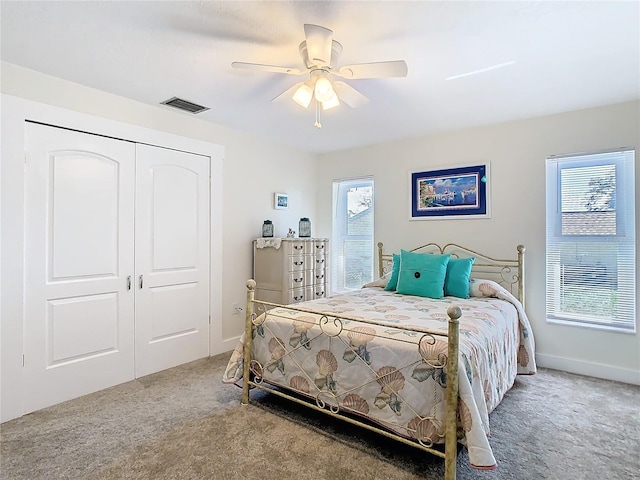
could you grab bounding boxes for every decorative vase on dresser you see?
[253,238,329,305]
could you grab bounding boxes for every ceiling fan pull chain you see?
[314,99,322,128]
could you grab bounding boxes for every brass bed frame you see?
[242,242,526,480]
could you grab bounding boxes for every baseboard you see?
[211,335,241,357]
[536,353,640,385]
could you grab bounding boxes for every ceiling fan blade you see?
[231,62,303,75]
[271,81,306,103]
[336,60,408,79]
[303,24,333,66]
[332,81,369,108]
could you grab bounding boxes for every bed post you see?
[517,245,526,310]
[242,279,256,405]
[444,305,461,480]
[377,242,384,277]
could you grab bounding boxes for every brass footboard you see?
[242,279,461,480]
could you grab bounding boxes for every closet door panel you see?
[134,144,210,377]
[24,123,135,414]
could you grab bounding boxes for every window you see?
[331,178,374,293]
[545,149,636,332]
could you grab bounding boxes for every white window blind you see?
[545,149,636,332]
[331,178,374,294]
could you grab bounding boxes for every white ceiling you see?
[1,1,639,154]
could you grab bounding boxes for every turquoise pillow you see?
[445,257,475,298]
[384,253,401,291]
[396,250,451,299]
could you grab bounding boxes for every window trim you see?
[331,176,375,294]
[545,148,636,333]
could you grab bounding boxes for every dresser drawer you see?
[313,269,326,284]
[313,240,327,253]
[288,271,305,288]
[314,254,326,269]
[284,240,308,255]
[313,285,327,299]
[288,255,307,272]
[288,287,306,304]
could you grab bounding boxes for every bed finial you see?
[446,305,462,321]
[247,279,256,290]
[517,245,526,253]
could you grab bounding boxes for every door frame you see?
[1,94,225,422]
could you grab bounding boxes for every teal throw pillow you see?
[445,257,475,298]
[384,253,401,291]
[396,250,451,299]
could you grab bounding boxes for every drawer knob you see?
[294,245,303,250]
[316,245,324,249]
[316,259,325,264]
[294,261,304,266]
[294,277,303,283]
[316,274,324,279]
[294,295,304,301]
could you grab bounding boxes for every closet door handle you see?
[139,275,144,289]
[127,276,132,291]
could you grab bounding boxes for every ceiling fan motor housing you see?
[299,40,343,70]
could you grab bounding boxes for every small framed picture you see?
[274,193,289,210]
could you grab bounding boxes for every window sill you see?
[546,317,636,334]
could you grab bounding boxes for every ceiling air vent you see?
[160,97,210,114]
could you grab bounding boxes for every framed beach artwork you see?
[274,192,289,210]
[410,164,490,220]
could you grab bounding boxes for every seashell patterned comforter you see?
[223,279,536,469]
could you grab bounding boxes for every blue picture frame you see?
[410,164,490,219]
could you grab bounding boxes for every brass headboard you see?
[377,242,526,309]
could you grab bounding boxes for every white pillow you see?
[362,272,391,289]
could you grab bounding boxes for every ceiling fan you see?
[232,24,408,127]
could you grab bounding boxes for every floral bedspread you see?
[223,279,536,469]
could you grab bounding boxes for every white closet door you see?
[24,123,136,413]
[134,144,210,377]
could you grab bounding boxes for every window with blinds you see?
[545,149,636,332]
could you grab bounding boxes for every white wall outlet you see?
[232,303,244,315]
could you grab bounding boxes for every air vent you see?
[160,97,210,114]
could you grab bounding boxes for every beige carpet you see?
[1,353,639,480]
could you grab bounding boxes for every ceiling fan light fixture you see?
[292,83,313,108]
[321,93,340,110]
[314,76,335,103]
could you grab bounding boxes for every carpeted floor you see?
[1,352,638,480]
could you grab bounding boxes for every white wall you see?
[1,62,317,421]
[314,100,640,385]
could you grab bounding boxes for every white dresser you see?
[253,238,329,305]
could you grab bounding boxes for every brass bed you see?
[225,242,534,480]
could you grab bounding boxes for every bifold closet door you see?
[133,144,210,377]
[24,123,136,413]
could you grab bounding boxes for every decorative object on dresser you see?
[298,217,311,237]
[261,220,274,237]
[253,238,329,305]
